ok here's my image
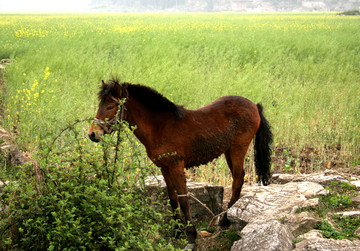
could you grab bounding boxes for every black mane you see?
[99,80,185,119]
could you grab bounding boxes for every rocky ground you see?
[228,170,360,251]
[145,168,360,251]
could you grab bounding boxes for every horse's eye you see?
[107,106,114,110]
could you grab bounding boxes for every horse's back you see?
[197,95,260,125]
[177,95,260,168]
[209,95,258,111]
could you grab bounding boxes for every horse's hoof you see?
[217,225,229,232]
[184,243,196,250]
[218,215,231,229]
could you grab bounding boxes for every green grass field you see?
[1,12,360,250]
[1,13,360,178]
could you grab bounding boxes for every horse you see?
[88,79,273,250]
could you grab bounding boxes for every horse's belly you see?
[184,134,231,168]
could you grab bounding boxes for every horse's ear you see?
[120,83,129,98]
[101,80,106,87]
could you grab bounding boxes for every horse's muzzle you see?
[88,131,100,142]
[88,120,105,142]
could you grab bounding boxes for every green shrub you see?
[0,121,179,250]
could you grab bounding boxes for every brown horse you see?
[88,80,273,249]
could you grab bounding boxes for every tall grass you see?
[0,13,359,182]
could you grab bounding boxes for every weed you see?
[300,181,360,242]
[278,216,288,223]
[199,221,216,234]
[283,149,293,173]
[224,230,240,244]
[315,181,358,217]
[292,237,304,246]
[199,229,240,251]
[316,216,360,240]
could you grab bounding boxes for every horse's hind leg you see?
[219,143,249,228]
[224,149,233,173]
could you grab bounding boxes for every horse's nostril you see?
[89,132,99,142]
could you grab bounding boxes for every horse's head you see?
[88,80,127,142]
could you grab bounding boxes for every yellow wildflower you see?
[31,80,39,91]
[43,67,50,80]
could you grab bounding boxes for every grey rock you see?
[355,226,360,237]
[335,211,360,218]
[0,126,30,166]
[228,175,360,251]
[351,180,360,188]
[271,170,350,187]
[351,195,360,207]
[294,238,360,251]
[228,182,326,229]
[298,229,323,240]
[284,212,319,237]
[0,180,10,187]
[231,220,294,251]
[228,182,326,250]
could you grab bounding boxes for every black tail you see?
[254,103,273,186]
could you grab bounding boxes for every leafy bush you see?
[0,121,180,250]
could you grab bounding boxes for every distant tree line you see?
[89,0,360,12]
[89,0,240,11]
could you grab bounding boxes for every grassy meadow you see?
[1,12,360,183]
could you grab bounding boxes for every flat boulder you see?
[231,220,294,251]
[294,237,360,251]
[271,170,350,187]
[228,178,360,251]
[228,182,326,231]
[228,182,327,251]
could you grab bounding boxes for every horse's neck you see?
[124,98,160,146]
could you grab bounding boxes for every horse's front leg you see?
[161,162,197,249]
[161,168,182,238]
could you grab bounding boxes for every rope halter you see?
[93,97,125,134]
